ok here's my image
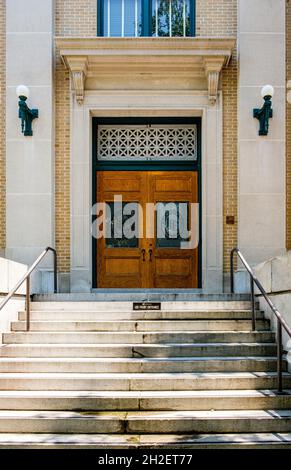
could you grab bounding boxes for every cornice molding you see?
[56,37,236,105]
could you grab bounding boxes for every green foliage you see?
[152,0,190,37]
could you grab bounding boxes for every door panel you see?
[149,172,198,288]
[96,171,198,288]
[97,171,149,288]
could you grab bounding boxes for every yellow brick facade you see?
[197,0,238,272]
[0,1,5,252]
[55,0,97,272]
[55,0,97,37]
[287,0,291,249]
[55,0,238,274]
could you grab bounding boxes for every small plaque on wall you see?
[226,215,235,225]
[133,302,161,311]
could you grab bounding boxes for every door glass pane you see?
[105,201,139,248]
[152,0,191,37]
[156,202,190,248]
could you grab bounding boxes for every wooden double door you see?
[96,171,199,288]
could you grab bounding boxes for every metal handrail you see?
[231,247,291,393]
[0,247,57,332]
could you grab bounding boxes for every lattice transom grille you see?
[97,125,197,161]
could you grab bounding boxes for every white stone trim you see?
[70,91,223,293]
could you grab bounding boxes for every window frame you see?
[97,0,196,37]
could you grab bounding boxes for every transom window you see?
[97,124,198,161]
[98,0,195,37]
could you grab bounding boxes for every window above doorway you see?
[97,0,196,37]
[97,124,198,161]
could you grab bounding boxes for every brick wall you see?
[55,0,97,272]
[196,0,236,36]
[0,1,5,252]
[55,0,97,37]
[287,1,291,249]
[197,0,238,272]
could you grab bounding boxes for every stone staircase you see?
[0,299,291,448]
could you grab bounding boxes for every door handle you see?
[149,249,153,262]
[141,249,146,262]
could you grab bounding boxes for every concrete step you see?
[3,296,290,449]
[18,310,265,321]
[11,319,270,333]
[2,331,275,344]
[30,300,253,311]
[125,409,291,434]
[0,432,290,449]
[0,372,289,391]
[0,356,284,373]
[0,390,289,411]
[0,343,278,358]
[0,409,290,433]
[32,294,252,303]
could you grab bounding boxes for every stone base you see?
[233,270,251,294]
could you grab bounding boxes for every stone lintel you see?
[57,37,236,105]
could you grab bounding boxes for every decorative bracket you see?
[203,57,226,105]
[65,56,88,105]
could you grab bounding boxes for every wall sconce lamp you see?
[253,84,274,136]
[16,85,38,136]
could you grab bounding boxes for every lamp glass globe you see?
[261,85,274,99]
[16,85,30,99]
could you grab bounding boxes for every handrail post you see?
[230,249,235,294]
[250,278,256,331]
[277,319,283,393]
[52,248,58,294]
[26,275,30,332]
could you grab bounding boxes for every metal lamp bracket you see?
[253,95,273,136]
[18,96,39,136]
